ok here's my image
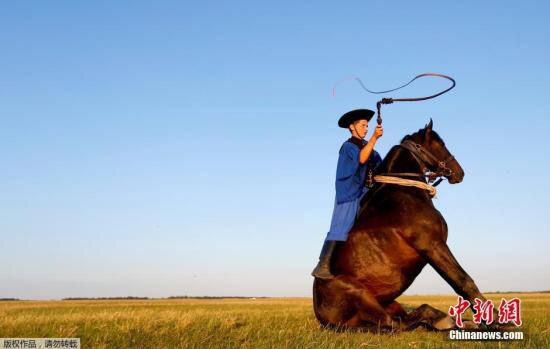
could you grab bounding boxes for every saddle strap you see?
[373,175,437,198]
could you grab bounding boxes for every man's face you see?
[350,119,368,138]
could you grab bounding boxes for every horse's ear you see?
[425,118,433,133]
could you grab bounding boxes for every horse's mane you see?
[400,127,445,146]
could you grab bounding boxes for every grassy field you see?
[1,293,548,348]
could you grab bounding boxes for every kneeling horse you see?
[313,119,493,331]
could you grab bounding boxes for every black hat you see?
[338,109,375,128]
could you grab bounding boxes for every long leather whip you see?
[333,73,456,125]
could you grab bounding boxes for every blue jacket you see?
[335,137,382,204]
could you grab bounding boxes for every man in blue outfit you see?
[311,109,384,279]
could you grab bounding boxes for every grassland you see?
[1,293,548,348]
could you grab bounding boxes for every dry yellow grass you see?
[0,293,548,348]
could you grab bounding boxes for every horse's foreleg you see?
[384,301,455,331]
[405,304,456,331]
[418,242,502,326]
[420,242,485,304]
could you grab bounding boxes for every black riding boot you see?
[311,240,338,279]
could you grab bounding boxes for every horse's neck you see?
[381,146,425,178]
[359,145,429,215]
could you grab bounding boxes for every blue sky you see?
[1,1,549,299]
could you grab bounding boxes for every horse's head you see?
[401,119,465,184]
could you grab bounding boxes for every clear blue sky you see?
[1,1,549,300]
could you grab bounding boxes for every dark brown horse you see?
[313,119,497,331]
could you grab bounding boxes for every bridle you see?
[366,139,457,191]
[399,139,456,183]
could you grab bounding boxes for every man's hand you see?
[371,125,383,140]
[360,124,383,164]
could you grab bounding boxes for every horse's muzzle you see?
[448,171,464,184]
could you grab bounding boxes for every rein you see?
[373,175,438,197]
